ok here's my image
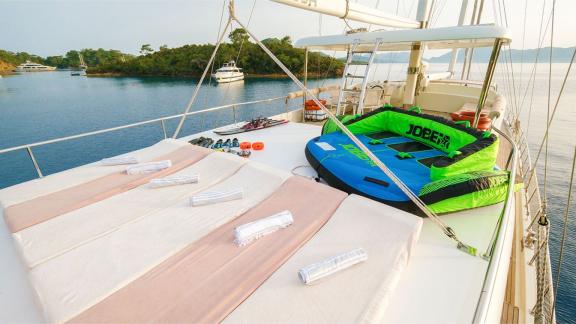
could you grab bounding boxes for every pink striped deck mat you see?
[5,145,211,233]
[69,176,347,323]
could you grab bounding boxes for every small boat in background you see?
[71,54,87,76]
[15,61,56,72]
[212,60,244,83]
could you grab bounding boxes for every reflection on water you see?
[0,64,574,323]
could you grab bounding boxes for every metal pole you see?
[402,0,431,107]
[448,0,469,76]
[232,105,237,124]
[461,0,479,80]
[160,120,167,139]
[465,0,485,80]
[304,48,308,104]
[473,39,502,128]
[303,48,309,121]
[26,147,43,178]
[172,18,232,139]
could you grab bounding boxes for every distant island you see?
[1,30,573,77]
[0,29,344,78]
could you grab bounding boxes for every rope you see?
[216,0,258,116]
[204,0,228,108]
[543,0,556,205]
[341,0,350,20]
[172,18,233,138]
[524,44,576,198]
[515,4,552,130]
[550,146,576,323]
[234,0,257,64]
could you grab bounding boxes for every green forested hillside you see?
[88,29,343,77]
[0,48,131,70]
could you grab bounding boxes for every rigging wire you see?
[544,0,556,205]
[200,0,226,130]
[518,0,528,96]
[216,0,258,120]
[517,2,552,131]
[550,146,576,324]
[525,47,576,186]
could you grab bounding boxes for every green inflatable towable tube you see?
[311,106,509,214]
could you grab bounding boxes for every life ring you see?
[252,142,265,150]
[304,99,327,111]
[240,142,252,150]
[450,110,492,131]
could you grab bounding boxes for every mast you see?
[402,0,431,108]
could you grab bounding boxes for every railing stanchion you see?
[160,120,168,139]
[232,105,237,124]
[26,147,43,178]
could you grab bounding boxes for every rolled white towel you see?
[234,210,294,246]
[100,155,139,166]
[125,160,172,175]
[190,188,243,206]
[298,248,368,285]
[149,174,199,188]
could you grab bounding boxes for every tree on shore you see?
[140,44,154,55]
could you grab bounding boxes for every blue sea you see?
[0,63,574,322]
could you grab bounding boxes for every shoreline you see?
[85,72,337,79]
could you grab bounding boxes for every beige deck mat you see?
[4,144,211,233]
[0,139,188,209]
[14,152,247,268]
[28,161,289,323]
[225,194,423,324]
[69,176,347,323]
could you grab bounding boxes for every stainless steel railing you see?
[0,96,287,179]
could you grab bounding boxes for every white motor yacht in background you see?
[212,60,244,83]
[15,60,56,72]
[0,0,564,323]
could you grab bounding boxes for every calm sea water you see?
[0,63,574,322]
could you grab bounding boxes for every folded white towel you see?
[234,210,294,246]
[100,156,139,166]
[125,160,172,175]
[190,188,244,206]
[149,174,199,188]
[298,248,368,285]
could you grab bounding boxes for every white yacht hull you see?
[15,67,57,72]
[212,72,244,83]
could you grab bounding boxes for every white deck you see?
[190,121,509,323]
[0,121,511,323]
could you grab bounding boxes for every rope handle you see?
[454,120,471,128]
[448,150,462,159]
[408,106,422,113]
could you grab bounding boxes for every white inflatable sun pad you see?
[225,194,423,323]
[0,139,188,209]
[14,152,247,268]
[28,161,290,323]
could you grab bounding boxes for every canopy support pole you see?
[461,0,480,80]
[402,0,431,107]
[465,0,485,80]
[473,38,502,128]
[448,0,469,76]
[303,48,309,120]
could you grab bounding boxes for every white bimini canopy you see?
[294,25,512,52]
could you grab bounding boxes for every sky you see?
[0,0,574,57]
